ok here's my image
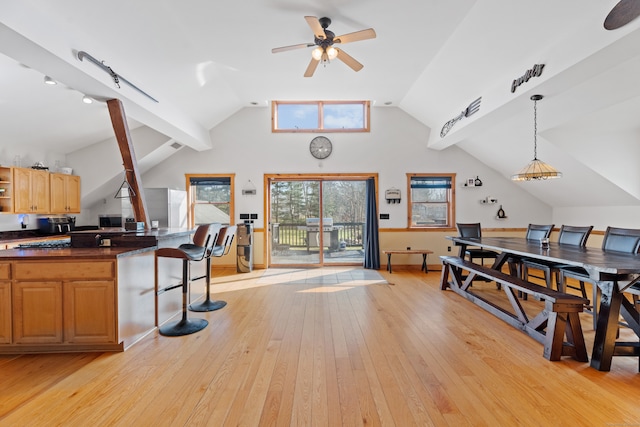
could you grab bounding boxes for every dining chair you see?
[525,223,555,241]
[455,222,499,265]
[559,226,640,330]
[522,225,593,290]
[510,223,554,299]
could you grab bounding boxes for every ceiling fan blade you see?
[272,43,314,54]
[304,57,320,77]
[335,48,364,72]
[604,0,640,30]
[304,16,325,40]
[334,28,376,44]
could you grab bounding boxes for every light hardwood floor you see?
[1,266,639,426]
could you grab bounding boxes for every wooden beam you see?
[107,98,149,228]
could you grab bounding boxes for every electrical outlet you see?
[447,246,451,252]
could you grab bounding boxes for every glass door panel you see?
[270,180,321,266]
[321,180,365,265]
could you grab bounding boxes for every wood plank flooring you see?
[1,267,639,426]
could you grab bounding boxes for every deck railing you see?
[272,222,364,249]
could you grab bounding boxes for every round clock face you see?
[310,136,332,159]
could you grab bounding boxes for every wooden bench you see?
[383,249,433,274]
[439,256,589,362]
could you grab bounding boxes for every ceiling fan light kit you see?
[272,16,376,77]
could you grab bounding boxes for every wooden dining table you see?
[446,235,640,371]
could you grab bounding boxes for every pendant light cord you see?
[533,98,538,160]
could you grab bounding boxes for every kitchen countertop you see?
[69,227,195,239]
[0,227,196,252]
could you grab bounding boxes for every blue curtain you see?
[363,177,380,269]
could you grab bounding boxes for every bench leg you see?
[422,253,428,274]
[440,263,450,290]
[543,310,588,362]
[565,312,589,362]
[387,253,392,273]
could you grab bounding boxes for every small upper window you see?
[272,101,369,132]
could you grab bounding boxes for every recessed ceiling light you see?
[384,101,393,106]
[44,76,57,85]
[82,95,93,104]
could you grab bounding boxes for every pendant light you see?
[511,95,562,181]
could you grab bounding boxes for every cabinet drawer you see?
[0,263,9,280]
[14,261,115,280]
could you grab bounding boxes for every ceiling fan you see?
[604,0,640,29]
[272,16,376,77]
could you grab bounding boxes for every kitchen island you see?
[0,228,198,354]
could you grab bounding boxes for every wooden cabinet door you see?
[0,281,11,344]
[12,167,31,213]
[31,169,50,213]
[50,174,81,214]
[64,280,116,343]
[13,281,63,344]
[50,173,66,213]
[11,168,50,213]
[66,175,81,213]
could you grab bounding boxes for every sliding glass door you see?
[268,176,367,267]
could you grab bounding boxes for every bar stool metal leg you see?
[159,260,208,336]
[189,257,227,312]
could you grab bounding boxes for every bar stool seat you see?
[156,224,213,336]
[189,225,236,312]
[188,223,227,312]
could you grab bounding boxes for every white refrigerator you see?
[123,188,188,228]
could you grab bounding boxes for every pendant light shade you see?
[511,95,562,181]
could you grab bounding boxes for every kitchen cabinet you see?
[0,263,11,344]
[13,260,116,345]
[13,280,63,344]
[50,173,81,214]
[0,167,12,213]
[13,167,50,214]
[63,280,116,343]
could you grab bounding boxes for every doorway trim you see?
[263,173,378,267]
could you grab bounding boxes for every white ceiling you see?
[1,0,640,208]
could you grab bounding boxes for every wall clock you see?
[309,136,332,159]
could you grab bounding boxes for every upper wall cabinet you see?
[14,167,50,214]
[0,167,81,214]
[50,173,81,214]
[0,167,12,214]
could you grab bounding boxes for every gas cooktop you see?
[18,239,71,249]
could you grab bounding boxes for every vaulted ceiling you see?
[1,0,640,208]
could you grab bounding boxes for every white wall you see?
[0,106,553,235]
[142,106,551,229]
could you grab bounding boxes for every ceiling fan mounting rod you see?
[319,17,331,29]
[77,50,159,103]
